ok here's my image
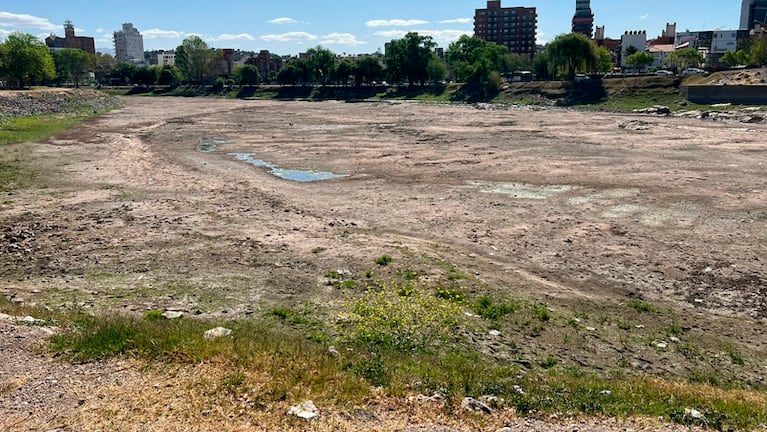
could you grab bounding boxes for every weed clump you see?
[343,284,465,351]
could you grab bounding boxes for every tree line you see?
[2,30,758,91]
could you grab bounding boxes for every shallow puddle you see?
[229,153,349,182]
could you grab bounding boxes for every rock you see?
[685,408,704,420]
[479,395,505,408]
[489,330,501,336]
[328,346,340,355]
[288,400,319,420]
[461,397,494,414]
[653,340,668,349]
[161,311,184,319]
[203,327,232,340]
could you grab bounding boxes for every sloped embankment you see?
[0,88,122,118]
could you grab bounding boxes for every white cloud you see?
[320,33,366,46]
[374,29,471,43]
[0,12,57,31]
[366,19,429,28]
[440,18,471,24]
[213,33,256,41]
[143,28,184,39]
[269,17,297,25]
[261,32,317,42]
[639,14,649,20]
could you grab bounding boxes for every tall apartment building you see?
[572,0,594,38]
[45,21,96,55]
[474,1,537,58]
[741,0,767,29]
[114,23,145,63]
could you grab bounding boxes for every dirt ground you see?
[1,97,766,430]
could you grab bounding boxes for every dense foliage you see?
[0,32,56,88]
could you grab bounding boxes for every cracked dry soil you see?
[1,97,765,431]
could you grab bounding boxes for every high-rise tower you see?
[474,1,538,58]
[114,23,145,63]
[572,0,594,38]
[741,0,767,29]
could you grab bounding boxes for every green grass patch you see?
[26,292,766,429]
[473,296,521,321]
[628,300,657,314]
[0,113,91,145]
[375,255,393,266]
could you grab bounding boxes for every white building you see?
[620,30,647,68]
[114,23,144,63]
[157,52,176,66]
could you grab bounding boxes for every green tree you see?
[176,36,218,84]
[532,50,552,80]
[427,56,448,84]
[625,45,639,56]
[233,64,260,87]
[306,46,336,86]
[595,46,614,73]
[334,59,354,86]
[665,47,704,70]
[355,56,384,86]
[720,49,750,67]
[506,53,533,72]
[447,35,510,85]
[748,39,767,66]
[277,62,299,86]
[546,33,598,80]
[53,48,92,87]
[113,62,137,85]
[385,32,437,86]
[92,53,116,84]
[625,51,654,71]
[1,32,56,88]
[132,66,157,86]
[157,65,182,87]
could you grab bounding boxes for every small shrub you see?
[617,319,632,331]
[271,307,290,320]
[398,268,419,281]
[435,287,466,302]
[311,247,326,254]
[668,322,684,336]
[474,296,520,320]
[144,309,165,321]
[340,280,358,289]
[354,351,390,386]
[539,355,558,369]
[344,284,465,351]
[722,343,745,365]
[533,304,552,322]
[628,300,656,313]
[375,255,392,266]
[397,284,415,297]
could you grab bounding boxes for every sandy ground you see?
[1,97,766,430]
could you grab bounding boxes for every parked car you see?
[681,68,706,76]
[574,74,590,82]
[655,70,674,76]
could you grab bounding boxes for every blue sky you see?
[0,1,740,55]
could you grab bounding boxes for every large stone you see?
[204,327,232,340]
[288,400,319,420]
[161,311,184,319]
[460,397,493,414]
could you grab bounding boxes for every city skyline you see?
[0,1,740,55]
